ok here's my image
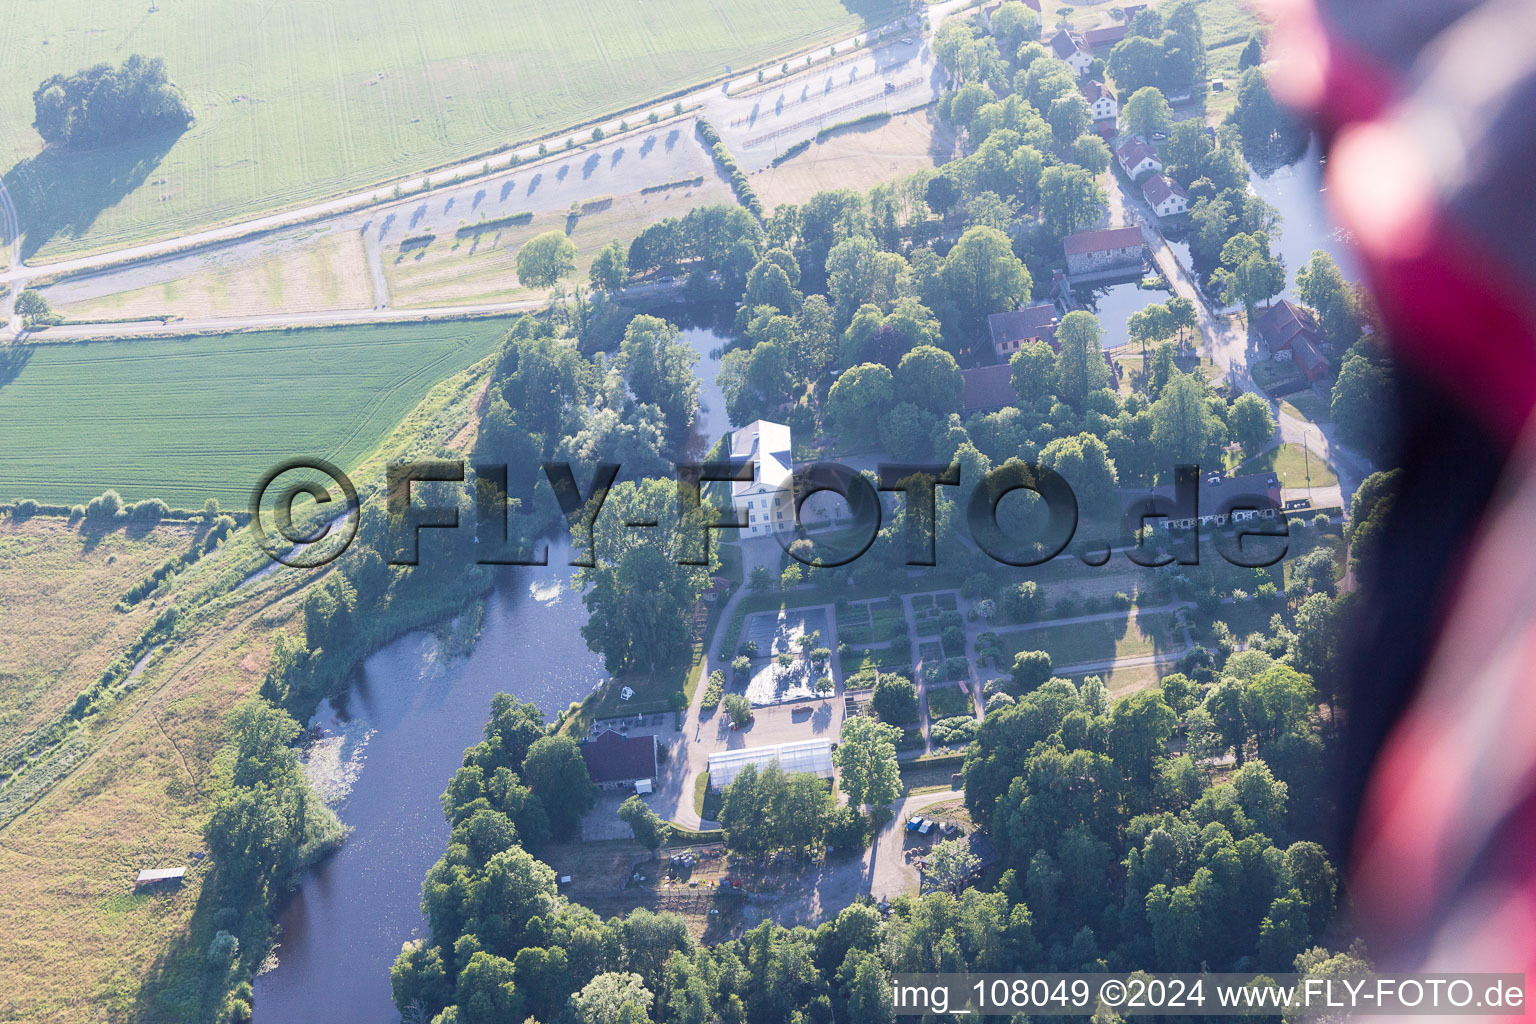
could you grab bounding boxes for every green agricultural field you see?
[0,319,514,508]
[0,0,898,262]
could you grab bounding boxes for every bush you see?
[207,930,239,967]
[1010,650,1053,692]
[11,499,38,520]
[930,715,979,747]
[703,669,724,709]
[960,572,997,599]
[84,489,124,522]
[825,804,871,850]
[129,497,169,522]
[1003,580,1045,621]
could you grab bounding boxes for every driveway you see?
[867,788,966,901]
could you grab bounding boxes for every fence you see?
[740,77,925,149]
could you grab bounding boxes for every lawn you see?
[386,173,738,309]
[0,319,515,508]
[997,611,1175,669]
[1238,442,1339,489]
[754,107,954,212]
[0,0,900,261]
[1282,391,1333,424]
[924,684,972,720]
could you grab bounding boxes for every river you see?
[251,322,729,1023]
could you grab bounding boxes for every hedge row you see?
[770,139,811,166]
[399,232,436,250]
[697,120,763,220]
[815,110,891,142]
[455,212,533,237]
[117,516,236,610]
[640,175,705,194]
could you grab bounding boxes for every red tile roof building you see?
[1141,173,1189,217]
[1115,135,1163,179]
[1083,23,1129,52]
[1255,300,1331,382]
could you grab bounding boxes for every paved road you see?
[22,279,686,340]
[0,180,23,334]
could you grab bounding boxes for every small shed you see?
[134,867,186,888]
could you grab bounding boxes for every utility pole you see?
[1303,434,1312,500]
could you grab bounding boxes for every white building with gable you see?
[730,419,793,538]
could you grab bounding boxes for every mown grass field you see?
[997,610,1176,669]
[0,319,514,508]
[0,0,898,261]
[1238,441,1339,489]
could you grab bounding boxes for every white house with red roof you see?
[1081,79,1118,124]
[1141,174,1189,218]
[1115,134,1163,180]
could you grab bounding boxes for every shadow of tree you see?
[0,345,32,391]
[5,128,183,261]
[130,873,267,1024]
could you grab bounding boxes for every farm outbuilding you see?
[707,739,833,791]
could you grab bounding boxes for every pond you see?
[1247,137,1361,301]
[1074,278,1169,351]
[682,325,731,450]
[252,323,734,1023]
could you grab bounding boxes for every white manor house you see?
[729,419,793,538]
